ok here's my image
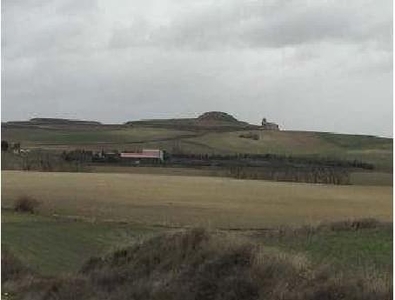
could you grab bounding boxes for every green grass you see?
[187,130,337,155]
[90,165,228,177]
[2,127,192,146]
[1,211,159,275]
[88,167,394,186]
[316,132,392,150]
[2,126,392,170]
[186,131,393,170]
[2,210,392,279]
[258,228,392,275]
[350,172,393,186]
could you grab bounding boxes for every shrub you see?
[1,246,31,283]
[239,132,259,140]
[2,229,392,300]
[1,140,9,152]
[14,196,40,213]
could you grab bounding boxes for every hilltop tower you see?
[261,117,279,130]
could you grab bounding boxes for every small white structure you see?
[261,118,280,130]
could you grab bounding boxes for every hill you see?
[1,113,392,171]
[4,118,102,127]
[125,111,258,131]
[196,111,240,123]
[2,226,392,299]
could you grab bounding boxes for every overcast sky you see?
[2,0,393,137]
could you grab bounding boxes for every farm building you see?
[120,149,164,163]
[261,118,280,130]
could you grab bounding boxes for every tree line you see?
[228,165,350,185]
[169,153,374,170]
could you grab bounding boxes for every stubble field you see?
[2,170,392,294]
[2,171,392,228]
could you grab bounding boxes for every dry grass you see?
[2,171,392,228]
[2,229,392,300]
[189,130,338,155]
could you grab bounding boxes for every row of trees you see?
[61,149,95,163]
[228,166,350,185]
[59,149,372,172]
[54,149,371,185]
[2,140,21,152]
[170,153,374,170]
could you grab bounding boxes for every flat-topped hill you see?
[126,111,255,131]
[2,113,392,171]
[5,118,102,126]
[30,118,102,125]
[3,112,258,131]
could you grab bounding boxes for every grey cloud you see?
[109,0,392,50]
[2,0,101,60]
[2,0,393,137]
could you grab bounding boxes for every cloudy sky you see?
[2,0,393,136]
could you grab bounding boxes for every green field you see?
[350,171,393,186]
[93,165,393,186]
[2,120,393,297]
[2,124,392,170]
[2,210,392,278]
[1,126,194,148]
[256,226,392,275]
[1,170,392,297]
[2,211,159,275]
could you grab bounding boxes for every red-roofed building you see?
[120,149,164,162]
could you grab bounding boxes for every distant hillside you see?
[3,112,262,131]
[5,118,102,126]
[2,113,392,171]
[31,118,102,125]
[126,111,256,131]
[2,118,108,131]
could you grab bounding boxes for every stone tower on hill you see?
[261,118,280,130]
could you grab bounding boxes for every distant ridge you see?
[3,112,279,132]
[5,118,102,126]
[30,118,102,125]
[126,111,256,131]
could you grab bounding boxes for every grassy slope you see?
[350,172,393,186]
[2,211,392,278]
[2,171,392,228]
[1,211,159,275]
[2,125,392,170]
[188,130,393,169]
[1,127,194,148]
[87,165,394,186]
[256,228,392,275]
[2,122,392,294]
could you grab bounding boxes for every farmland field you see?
[91,165,393,186]
[2,125,393,170]
[2,171,392,228]
[2,210,392,278]
[350,171,393,186]
[2,170,393,298]
[1,123,393,298]
[1,127,194,149]
[2,211,160,275]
